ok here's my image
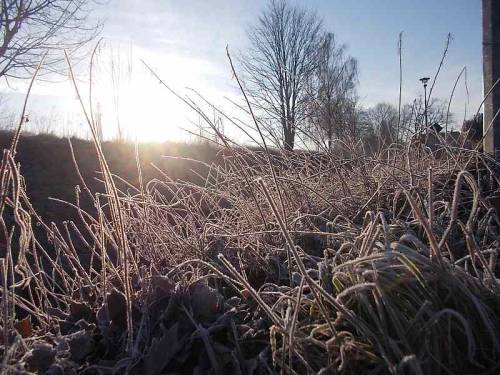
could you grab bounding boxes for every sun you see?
[92,73,194,142]
[90,46,215,143]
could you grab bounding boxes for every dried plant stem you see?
[64,50,135,353]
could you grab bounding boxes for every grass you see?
[0,119,499,374]
[0,130,220,223]
[0,59,499,373]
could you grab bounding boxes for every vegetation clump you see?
[0,110,499,374]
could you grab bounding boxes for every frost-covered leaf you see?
[14,316,33,338]
[141,323,184,375]
[23,342,56,373]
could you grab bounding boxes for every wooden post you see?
[483,0,500,158]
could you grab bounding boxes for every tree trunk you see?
[284,127,294,151]
[483,0,500,158]
[283,111,295,151]
[327,120,333,151]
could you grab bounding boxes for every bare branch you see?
[0,0,103,79]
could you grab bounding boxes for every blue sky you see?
[312,0,482,108]
[0,0,483,141]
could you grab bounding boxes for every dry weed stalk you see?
[0,57,500,375]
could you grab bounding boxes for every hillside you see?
[0,131,221,224]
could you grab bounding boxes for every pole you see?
[483,0,500,158]
[420,77,430,135]
[424,83,428,130]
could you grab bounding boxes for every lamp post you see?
[420,77,430,133]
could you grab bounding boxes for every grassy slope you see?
[0,131,219,224]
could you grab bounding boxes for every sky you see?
[0,0,483,142]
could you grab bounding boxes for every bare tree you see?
[360,97,453,151]
[0,0,102,79]
[307,33,358,150]
[360,102,398,150]
[407,96,452,135]
[241,0,322,151]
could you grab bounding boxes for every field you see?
[1,123,500,374]
[0,0,496,373]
